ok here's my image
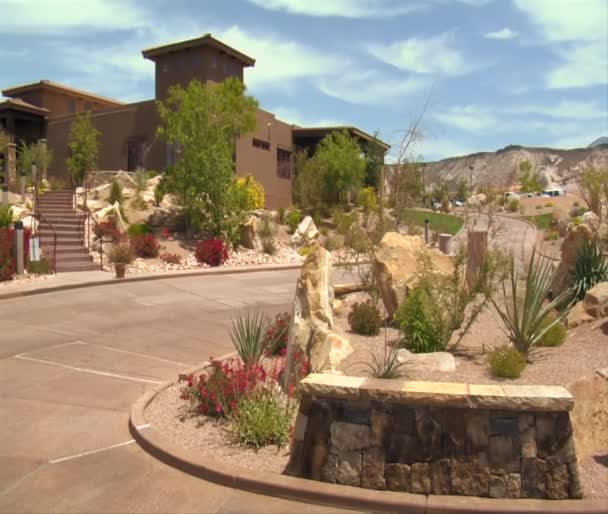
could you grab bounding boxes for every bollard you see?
[1,184,8,206]
[424,218,430,244]
[438,233,452,254]
[14,220,24,275]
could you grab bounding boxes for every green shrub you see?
[345,224,370,254]
[278,207,286,225]
[571,238,608,301]
[357,187,378,213]
[508,198,520,212]
[535,205,543,210]
[109,179,124,205]
[286,209,301,234]
[232,390,291,449]
[348,301,382,336]
[108,244,134,265]
[127,223,152,237]
[335,210,355,235]
[311,210,322,228]
[544,230,559,241]
[229,311,268,367]
[258,215,276,239]
[0,205,13,228]
[488,345,527,378]
[26,258,52,275]
[262,236,277,255]
[324,234,344,252]
[536,314,567,347]
[298,246,311,257]
[395,287,448,353]
[233,175,265,211]
[154,180,165,206]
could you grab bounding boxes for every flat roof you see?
[2,80,124,106]
[142,33,256,67]
[0,97,49,116]
[292,126,390,152]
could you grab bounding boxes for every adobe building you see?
[1,34,388,208]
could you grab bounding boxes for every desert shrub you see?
[48,177,68,191]
[507,198,520,212]
[324,234,344,252]
[264,312,291,355]
[544,230,559,241]
[278,207,286,225]
[108,244,134,265]
[0,205,13,228]
[154,180,166,206]
[160,252,182,265]
[335,210,355,235]
[571,237,608,301]
[536,313,567,347]
[364,345,405,379]
[488,346,527,378]
[108,179,124,205]
[233,175,265,211]
[261,237,276,255]
[545,202,554,208]
[320,226,329,236]
[232,389,291,449]
[492,251,572,356]
[311,210,322,228]
[195,239,228,266]
[396,287,448,353]
[345,224,370,254]
[230,310,268,367]
[127,223,152,238]
[130,233,160,258]
[357,187,378,213]
[348,301,382,336]
[286,209,301,234]
[258,215,276,239]
[93,219,122,242]
[569,206,586,218]
[298,246,311,257]
[26,258,52,275]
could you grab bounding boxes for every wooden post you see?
[466,230,488,289]
[6,143,16,187]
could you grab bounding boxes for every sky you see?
[0,0,607,161]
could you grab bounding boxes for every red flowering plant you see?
[161,227,172,240]
[130,233,160,258]
[195,238,228,267]
[264,312,292,355]
[93,217,123,242]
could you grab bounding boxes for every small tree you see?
[67,112,100,186]
[17,140,53,181]
[579,167,607,221]
[157,78,258,236]
[518,160,547,193]
[456,177,470,202]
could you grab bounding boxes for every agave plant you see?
[571,238,608,301]
[229,310,268,367]
[491,251,573,357]
[363,344,406,379]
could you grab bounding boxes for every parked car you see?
[453,200,464,207]
[542,188,565,198]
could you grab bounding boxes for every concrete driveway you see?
[0,270,359,514]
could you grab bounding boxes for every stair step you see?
[49,248,91,256]
[56,263,100,272]
[53,254,94,263]
[40,232,82,240]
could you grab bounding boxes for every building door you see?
[127,140,145,171]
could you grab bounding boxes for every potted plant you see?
[108,244,134,279]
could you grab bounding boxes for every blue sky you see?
[1,0,607,161]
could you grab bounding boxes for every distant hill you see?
[419,144,608,190]
[589,137,608,148]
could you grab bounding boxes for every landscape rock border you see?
[130,374,606,513]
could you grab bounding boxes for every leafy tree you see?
[456,177,470,201]
[157,78,258,236]
[364,130,385,189]
[67,112,100,186]
[390,162,423,216]
[17,140,53,181]
[579,166,607,219]
[518,160,547,193]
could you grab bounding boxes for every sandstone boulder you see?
[10,205,30,220]
[584,282,608,319]
[94,202,128,235]
[466,193,486,208]
[292,216,319,246]
[551,224,594,295]
[113,170,136,188]
[373,232,454,318]
[397,348,456,372]
[239,216,258,250]
[309,328,353,373]
[582,211,600,233]
[566,301,595,328]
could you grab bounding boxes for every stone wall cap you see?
[301,374,574,412]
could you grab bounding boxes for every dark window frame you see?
[277,148,292,179]
[252,138,271,151]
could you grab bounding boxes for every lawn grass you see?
[401,209,464,236]
[524,213,553,230]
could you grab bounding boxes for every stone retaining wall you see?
[288,374,582,500]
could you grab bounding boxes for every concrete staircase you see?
[36,191,98,272]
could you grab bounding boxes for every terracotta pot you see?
[114,263,126,279]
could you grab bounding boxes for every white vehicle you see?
[542,188,565,198]
[504,191,520,199]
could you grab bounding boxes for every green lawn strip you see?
[523,213,553,230]
[401,209,464,236]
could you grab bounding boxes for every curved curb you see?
[129,377,607,514]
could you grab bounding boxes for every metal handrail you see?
[76,202,113,271]
[33,212,57,273]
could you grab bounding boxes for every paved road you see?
[0,270,358,514]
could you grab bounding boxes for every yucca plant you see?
[491,251,573,357]
[571,238,608,301]
[363,344,405,379]
[229,310,268,367]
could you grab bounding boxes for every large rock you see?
[396,349,456,372]
[113,170,136,188]
[239,216,258,250]
[286,245,334,381]
[583,282,608,319]
[93,202,128,235]
[551,224,594,295]
[565,301,595,328]
[582,211,600,233]
[291,216,319,246]
[373,232,454,318]
[10,205,31,220]
[309,329,353,372]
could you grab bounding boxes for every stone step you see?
[53,254,94,263]
[55,261,100,272]
[40,238,83,247]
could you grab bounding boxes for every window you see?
[127,140,145,172]
[162,62,169,73]
[252,138,270,151]
[68,99,76,113]
[277,148,292,179]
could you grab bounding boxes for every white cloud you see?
[368,33,472,76]
[513,0,608,89]
[484,28,518,40]
[433,105,499,133]
[316,71,430,105]
[506,100,608,120]
[0,0,147,32]
[246,0,423,18]
[271,106,346,127]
